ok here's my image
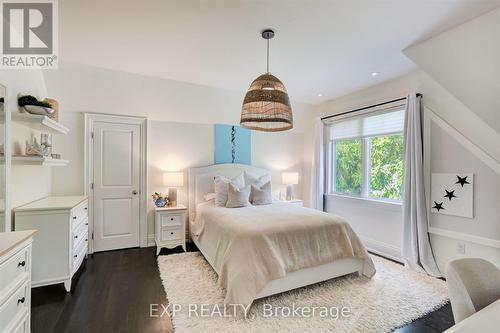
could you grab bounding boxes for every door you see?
[93,121,141,252]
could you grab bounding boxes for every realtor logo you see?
[1,0,58,68]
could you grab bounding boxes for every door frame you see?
[84,113,148,254]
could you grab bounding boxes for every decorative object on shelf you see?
[163,172,184,207]
[18,94,55,116]
[152,192,169,208]
[44,98,59,121]
[282,172,299,200]
[431,173,473,218]
[51,153,61,159]
[215,124,251,165]
[0,97,4,111]
[240,29,293,132]
[26,133,53,157]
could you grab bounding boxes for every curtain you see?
[402,93,442,277]
[310,118,324,211]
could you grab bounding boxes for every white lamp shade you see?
[282,172,299,185]
[163,172,184,187]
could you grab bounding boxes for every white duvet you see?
[192,201,376,305]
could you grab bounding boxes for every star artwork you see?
[431,173,473,218]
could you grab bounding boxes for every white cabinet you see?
[14,196,88,292]
[0,230,36,333]
[154,205,187,255]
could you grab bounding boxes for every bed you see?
[188,164,375,306]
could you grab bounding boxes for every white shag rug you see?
[157,252,448,333]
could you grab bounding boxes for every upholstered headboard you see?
[188,163,269,223]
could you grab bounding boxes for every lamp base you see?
[168,187,178,207]
[286,185,294,201]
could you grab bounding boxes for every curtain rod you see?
[320,93,422,121]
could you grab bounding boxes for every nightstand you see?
[282,199,303,206]
[154,205,187,255]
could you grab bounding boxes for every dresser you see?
[154,205,187,255]
[14,196,88,292]
[0,230,36,333]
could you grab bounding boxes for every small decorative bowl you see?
[154,198,168,208]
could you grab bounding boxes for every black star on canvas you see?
[432,201,444,212]
[444,189,457,201]
[455,175,470,187]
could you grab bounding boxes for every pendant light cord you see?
[266,38,270,73]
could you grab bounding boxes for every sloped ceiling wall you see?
[404,7,500,134]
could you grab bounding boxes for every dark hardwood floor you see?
[32,246,454,333]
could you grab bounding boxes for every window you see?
[327,108,405,201]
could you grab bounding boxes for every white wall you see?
[42,62,314,241]
[312,8,500,270]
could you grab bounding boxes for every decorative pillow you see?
[226,183,251,208]
[244,172,272,202]
[203,193,216,201]
[214,173,245,207]
[251,181,273,205]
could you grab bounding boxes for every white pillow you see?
[203,193,216,201]
[226,183,251,208]
[251,181,273,205]
[244,172,272,202]
[214,173,245,207]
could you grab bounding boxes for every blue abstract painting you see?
[215,124,251,165]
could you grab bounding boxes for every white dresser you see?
[14,196,88,292]
[154,205,187,255]
[0,230,36,333]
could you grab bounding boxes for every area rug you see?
[157,252,448,333]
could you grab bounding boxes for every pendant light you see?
[240,29,293,132]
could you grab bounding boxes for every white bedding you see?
[192,201,376,306]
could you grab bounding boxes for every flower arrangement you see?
[152,192,169,208]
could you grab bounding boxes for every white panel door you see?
[93,121,140,252]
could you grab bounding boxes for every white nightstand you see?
[282,199,303,206]
[154,205,187,255]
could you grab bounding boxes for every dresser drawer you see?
[159,214,183,227]
[72,238,87,272]
[71,200,89,225]
[0,281,29,332]
[72,219,89,252]
[161,227,183,241]
[11,313,29,333]
[0,246,29,299]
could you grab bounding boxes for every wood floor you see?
[31,246,454,333]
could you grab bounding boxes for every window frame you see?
[328,132,404,203]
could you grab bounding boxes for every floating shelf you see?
[9,113,69,135]
[1,156,69,166]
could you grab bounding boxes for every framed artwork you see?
[214,124,251,165]
[431,173,473,218]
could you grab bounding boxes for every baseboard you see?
[147,234,155,247]
[360,236,403,263]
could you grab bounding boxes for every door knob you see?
[132,190,138,195]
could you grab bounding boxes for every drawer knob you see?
[73,216,77,220]
[85,238,88,242]
[84,207,88,210]
[74,255,78,258]
[85,223,89,226]
[170,218,174,221]
[170,232,174,235]
[18,260,26,267]
[74,235,78,239]
[17,297,25,304]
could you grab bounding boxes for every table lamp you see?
[163,172,184,207]
[282,172,299,200]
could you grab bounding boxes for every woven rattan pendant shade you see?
[240,29,293,132]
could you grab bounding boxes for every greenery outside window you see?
[327,108,405,202]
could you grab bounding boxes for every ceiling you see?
[59,0,500,104]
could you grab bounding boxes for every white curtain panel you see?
[310,118,325,211]
[402,93,442,277]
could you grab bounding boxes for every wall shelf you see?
[1,156,69,166]
[9,112,69,134]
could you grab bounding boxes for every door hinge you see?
[91,232,94,240]
[90,183,94,190]
[90,131,94,139]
